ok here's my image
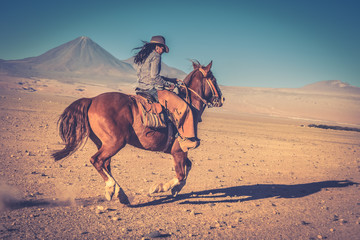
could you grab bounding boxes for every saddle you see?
[132,95,167,129]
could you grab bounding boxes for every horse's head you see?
[183,61,225,110]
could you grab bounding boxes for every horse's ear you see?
[204,61,213,72]
[192,60,200,70]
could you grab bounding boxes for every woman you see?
[133,35,199,152]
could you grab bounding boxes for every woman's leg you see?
[157,90,199,151]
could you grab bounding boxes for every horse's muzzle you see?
[210,96,225,107]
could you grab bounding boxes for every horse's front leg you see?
[149,145,192,196]
[171,153,192,197]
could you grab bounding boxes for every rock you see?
[96,205,107,212]
[145,230,162,238]
[301,221,310,225]
[339,219,347,224]
[95,205,102,210]
[95,209,103,214]
[111,216,121,221]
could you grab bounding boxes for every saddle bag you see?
[133,96,167,129]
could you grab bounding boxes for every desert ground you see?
[0,76,359,239]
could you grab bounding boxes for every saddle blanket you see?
[132,95,167,129]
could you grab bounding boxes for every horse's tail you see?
[52,98,92,161]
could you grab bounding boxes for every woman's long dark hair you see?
[133,41,157,65]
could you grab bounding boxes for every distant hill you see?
[0,36,186,84]
[301,80,360,95]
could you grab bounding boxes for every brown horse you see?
[52,61,224,205]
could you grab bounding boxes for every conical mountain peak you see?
[0,36,185,84]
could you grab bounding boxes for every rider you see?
[133,35,199,152]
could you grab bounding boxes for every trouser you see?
[157,90,196,139]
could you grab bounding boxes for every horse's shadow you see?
[130,180,357,208]
[3,180,356,210]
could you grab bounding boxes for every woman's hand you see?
[165,83,179,94]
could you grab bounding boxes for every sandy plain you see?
[0,76,359,239]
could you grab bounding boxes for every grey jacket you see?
[136,51,174,90]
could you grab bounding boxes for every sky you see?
[1,0,359,88]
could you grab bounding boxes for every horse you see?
[52,61,225,205]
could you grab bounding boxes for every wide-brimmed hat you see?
[150,35,169,53]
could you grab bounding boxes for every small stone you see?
[95,209,103,214]
[145,230,162,238]
[339,219,347,224]
[330,228,335,232]
[111,216,121,221]
[97,205,107,211]
[317,235,323,239]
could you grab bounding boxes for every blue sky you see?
[1,0,359,88]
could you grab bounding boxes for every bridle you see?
[178,68,221,110]
[199,68,221,106]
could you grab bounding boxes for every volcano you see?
[0,36,184,84]
[0,36,137,83]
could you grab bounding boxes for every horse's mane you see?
[183,60,203,85]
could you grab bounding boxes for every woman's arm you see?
[150,54,173,89]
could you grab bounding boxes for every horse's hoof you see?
[149,183,163,195]
[171,180,186,197]
[105,192,113,201]
[171,188,179,197]
[105,187,114,201]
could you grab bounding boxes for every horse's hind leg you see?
[90,145,130,205]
